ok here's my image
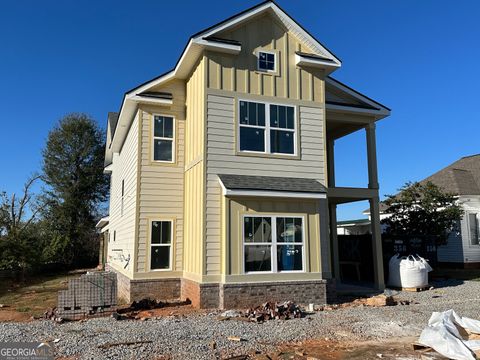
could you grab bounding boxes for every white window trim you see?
[242,214,306,274]
[149,219,174,272]
[257,50,276,73]
[238,100,297,156]
[151,114,175,163]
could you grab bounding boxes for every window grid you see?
[152,115,175,163]
[150,220,173,271]
[243,215,305,274]
[238,100,296,156]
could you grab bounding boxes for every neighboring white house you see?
[341,154,480,268]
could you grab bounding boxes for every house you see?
[358,154,480,268]
[99,0,391,308]
[337,219,371,235]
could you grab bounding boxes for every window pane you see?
[277,245,303,271]
[240,127,265,152]
[257,103,265,126]
[163,117,173,138]
[278,106,286,128]
[154,116,164,137]
[286,107,294,129]
[277,217,298,243]
[270,129,294,154]
[248,102,256,125]
[270,105,278,127]
[294,218,303,243]
[240,101,248,124]
[152,221,161,244]
[245,217,271,243]
[470,214,479,245]
[151,246,170,270]
[245,245,271,272]
[161,221,171,244]
[266,53,275,62]
[154,116,174,138]
[154,139,173,161]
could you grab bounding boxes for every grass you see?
[0,270,88,319]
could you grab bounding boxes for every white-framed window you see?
[150,220,173,270]
[152,115,175,162]
[469,213,479,245]
[238,100,296,155]
[257,51,275,72]
[243,215,305,273]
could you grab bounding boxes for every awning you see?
[218,174,327,199]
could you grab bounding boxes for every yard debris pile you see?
[245,301,305,322]
[317,294,415,311]
[112,298,191,320]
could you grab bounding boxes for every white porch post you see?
[365,123,379,190]
[369,196,385,289]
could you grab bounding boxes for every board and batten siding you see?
[107,112,139,277]
[183,57,206,279]
[206,13,325,102]
[135,79,186,275]
[205,93,326,275]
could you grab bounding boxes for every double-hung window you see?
[150,220,172,270]
[243,215,304,273]
[152,115,175,162]
[239,100,296,155]
[469,213,479,245]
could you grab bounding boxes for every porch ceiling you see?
[327,187,378,204]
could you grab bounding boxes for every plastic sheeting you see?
[388,254,432,288]
[419,310,480,360]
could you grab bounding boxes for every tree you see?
[382,181,463,244]
[41,113,108,267]
[0,176,43,279]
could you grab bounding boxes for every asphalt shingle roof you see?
[218,174,327,194]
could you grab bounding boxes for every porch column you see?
[328,203,340,280]
[365,123,379,189]
[369,196,385,289]
[327,139,335,187]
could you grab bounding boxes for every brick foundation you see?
[106,264,335,309]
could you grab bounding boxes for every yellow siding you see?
[206,13,325,102]
[107,112,139,277]
[135,79,186,276]
[183,56,206,279]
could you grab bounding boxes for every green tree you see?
[382,181,463,244]
[41,113,108,267]
[0,176,43,279]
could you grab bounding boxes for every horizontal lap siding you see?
[136,81,186,273]
[107,113,139,277]
[205,94,325,275]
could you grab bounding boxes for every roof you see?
[107,112,119,140]
[218,174,327,194]
[137,91,173,100]
[337,218,371,226]
[363,154,480,215]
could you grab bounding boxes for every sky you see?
[0,0,479,220]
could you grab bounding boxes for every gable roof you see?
[107,112,119,140]
[363,154,480,215]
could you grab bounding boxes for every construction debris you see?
[245,301,305,323]
[112,298,191,320]
[365,294,396,307]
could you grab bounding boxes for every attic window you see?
[258,51,275,72]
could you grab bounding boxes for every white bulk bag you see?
[388,254,432,288]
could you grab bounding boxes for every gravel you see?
[1,279,479,359]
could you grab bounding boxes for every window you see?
[239,101,296,155]
[243,215,304,273]
[469,213,479,245]
[120,179,125,216]
[150,220,172,270]
[258,51,275,72]
[113,230,116,242]
[152,115,174,162]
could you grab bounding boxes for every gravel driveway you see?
[0,279,479,359]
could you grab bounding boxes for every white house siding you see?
[136,110,185,274]
[107,113,139,277]
[205,93,326,275]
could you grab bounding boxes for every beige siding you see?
[205,93,325,275]
[107,112,139,277]
[206,13,325,102]
[183,57,206,278]
[136,79,186,274]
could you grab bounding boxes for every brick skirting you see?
[106,264,335,308]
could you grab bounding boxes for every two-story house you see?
[100,0,391,308]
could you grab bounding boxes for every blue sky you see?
[1,0,479,220]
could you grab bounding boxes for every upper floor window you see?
[239,100,296,155]
[152,115,175,162]
[258,51,275,72]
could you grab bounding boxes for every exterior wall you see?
[439,196,480,264]
[207,13,325,102]
[135,79,186,276]
[183,57,207,280]
[107,112,139,277]
[205,94,325,276]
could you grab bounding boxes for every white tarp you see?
[419,310,480,360]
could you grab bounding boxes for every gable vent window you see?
[239,100,296,155]
[469,213,479,245]
[152,115,175,162]
[258,51,275,72]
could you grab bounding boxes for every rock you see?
[220,310,243,318]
